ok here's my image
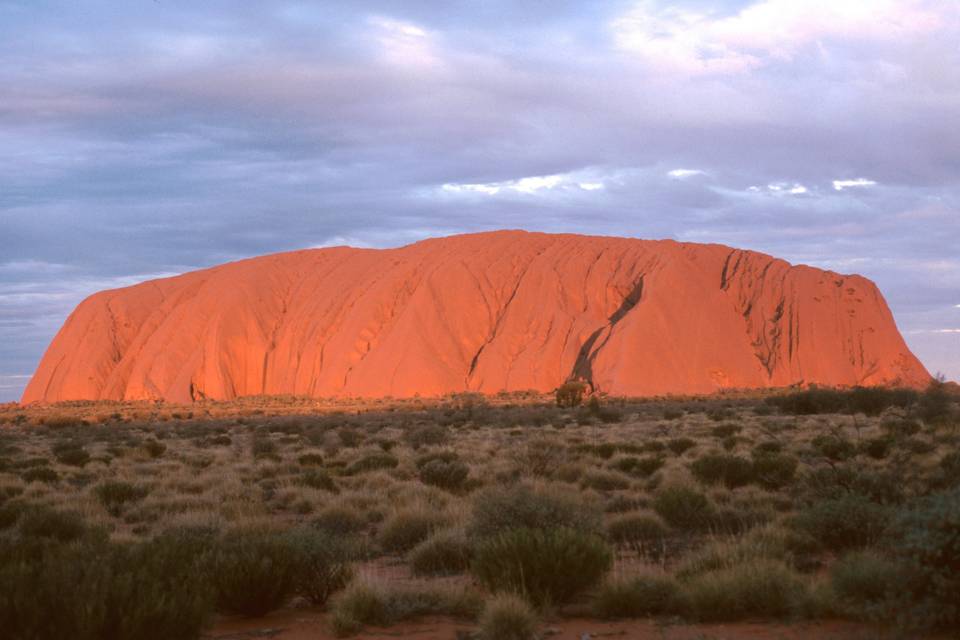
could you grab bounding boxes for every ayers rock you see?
[23,230,929,403]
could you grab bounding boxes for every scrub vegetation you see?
[0,381,956,638]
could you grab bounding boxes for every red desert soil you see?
[207,611,906,640]
[24,230,929,403]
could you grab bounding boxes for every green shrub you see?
[409,530,472,576]
[604,493,643,514]
[811,434,856,461]
[330,581,387,635]
[581,469,631,491]
[0,502,26,531]
[885,488,960,631]
[801,465,903,505]
[301,469,338,492]
[337,427,363,448]
[861,437,892,460]
[652,486,714,531]
[17,507,91,543]
[902,437,935,455]
[848,387,912,417]
[52,444,91,467]
[285,528,354,605]
[681,560,808,622]
[881,418,921,438]
[791,495,888,552]
[751,453,798,490]
[555,381,588,407]
[472,527,612,606]
[606,512,667,556]
[611,455,664,478]
[721,436,738,451]
[710,423,741,439]
[0,484,23,505]
[143,438,166,459]
[378,509,445,553]
[211,528,303,616]
[640,440,666,454]
[830,551,900,618]
[709,505,772,535]
[917,378,953,424]
[20,467,59,484]
[469,483,602,539]
[251,437,278,460]
[313,506,366,535]
[414,450,460,468]
[404,425,450,449]
[663,408,684,420]
[690,454,755,489]
[419,458,469,491]
[766,387,846,415]
[94,481,150,516]
[0,532,212,640]
[330,581,481,637]
[298,452,325,466]
[707,407,736,422]
[15,456,51,469]
[477,594,538,640]
[675,526,806,579]
[206,434,232,446]
[752,441,783,456]
[936,451,960,488]
[667,437,696,455]
[344,453,399,475]
[591,576,681,618]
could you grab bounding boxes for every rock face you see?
[22,230,929,403]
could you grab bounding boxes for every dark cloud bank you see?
[1,0,958,400]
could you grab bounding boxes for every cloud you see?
[833,178,878,191]
[369,16,439,69]
[440,172,606,196]
[612,0,943,76]
[748,182,808,196]
[667,169,705,179]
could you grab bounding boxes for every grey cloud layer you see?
[1,0,958,400]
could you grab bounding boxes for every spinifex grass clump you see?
[681,560,810,622]
[329,580,481,637]
[468,482,602,538]
[212,527,355,616]
[591,575,682,618]
[408,529,473,576]
[790,495,888,552]
[606,512,668,557]
[212,528,304,616]
[477,594,539,640]
[472,527,612,606]
[418,456,470,491]
[94,481,150,516]
[378,507,447,553]
[653,486,715,531]
[0,530,212,640]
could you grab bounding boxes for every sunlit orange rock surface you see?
[22,231,930,403]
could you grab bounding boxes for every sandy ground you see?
[206,609,909,640]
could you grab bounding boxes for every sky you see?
[1,0,959,401]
